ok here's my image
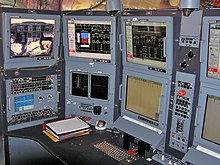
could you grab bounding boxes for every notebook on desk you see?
[42,117,91,142]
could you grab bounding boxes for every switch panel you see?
[169,72,196,153]
[6,75,59,131]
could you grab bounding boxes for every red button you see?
[127,54,133,59]
[178,90,186,97]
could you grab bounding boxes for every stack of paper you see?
[42,117,91,142]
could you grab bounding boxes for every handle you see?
[119,34,123,51]
[54,30,60,47]
[163,37,167,57]
[159,95,164,114]
[200,40,205,63]
[7,97,11,111]
[119,84,123,100]
[194,106,200,127]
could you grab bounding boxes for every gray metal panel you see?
[120,69,171,131]
[65,61,117,127]
[3,13,61,69]
[63,15,117,65]
[169,72,196,153]
[180,11,202,37]
[113,117,164,149]
[121,16,174,76]
[193,84,220,153]
[179,11,202,48]
[6,75,59,131]
[200,16,220,86]
[182,147,220,165]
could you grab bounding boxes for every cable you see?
[201,0,220,8]
[13,0,16,7]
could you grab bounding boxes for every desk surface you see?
[6,125,160,165]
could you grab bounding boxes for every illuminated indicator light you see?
[128,150,137,155]
[178,90,186,97]
[208,67,218,73]
[69,49,76,53]
[172,134,175,138]
[46,76,51,81]
[127,54,133,59]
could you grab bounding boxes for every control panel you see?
[169,72,196,153]
[153,151,184,165]
[6,75,58,130]
[179,36,199,48]
[65,62,118,128]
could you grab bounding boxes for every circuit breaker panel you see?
[6,75,59,131]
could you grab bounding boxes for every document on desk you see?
[46,117,90,135]
[43,117,91,142]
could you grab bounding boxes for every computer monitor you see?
[122,17,173,74]
[121,70,170,129]
[202,95,220,145]
[3,12,60,69]
[114,70,170,146]
[63,15,117,64]
[126,76,162,123]
[201,16,220,85]
[70,72,109,101]
[194,86,220,153]
[68,20,111,60]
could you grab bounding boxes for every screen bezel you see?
[121,69,171,130]
[194,85,220,153]
[3,12,60,69]
[121,16,173,75]
[63,15,116,64]
[200,16,220,86]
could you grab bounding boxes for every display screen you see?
[202,95,220,145]
[10,18,55,58]
[71,73,88,97]
[14,95,34,112]
[125,76,162,122]
[91,75,108,100]
[126,21,166,70]
[207,23,220,79]
[68,20,111,60]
